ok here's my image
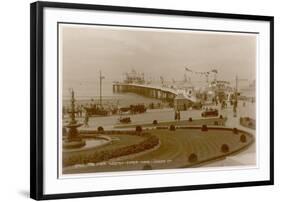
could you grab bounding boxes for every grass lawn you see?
[131,129,252,166]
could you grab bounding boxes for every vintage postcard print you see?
[59,23,257,175]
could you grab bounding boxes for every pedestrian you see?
[177,110,181,121]
[80,105,83,117]
[62,106,65,118]
[84,112,89,127]
[233,103,237,117]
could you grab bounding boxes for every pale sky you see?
[61,24,257,84]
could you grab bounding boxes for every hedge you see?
[63,135,159,167]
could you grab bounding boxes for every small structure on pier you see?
[124,69,145,84]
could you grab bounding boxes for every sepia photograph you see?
[60,23,257,175]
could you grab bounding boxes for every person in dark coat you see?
[84,112,89,127]
[177,110,181,121]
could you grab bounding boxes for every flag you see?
[211,69,218,73]
[185,67,192,72]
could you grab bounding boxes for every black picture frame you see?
[30,1,274,200]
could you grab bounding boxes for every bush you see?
[201,125,208,131]
[153,120,158,125]
[221,144,229,153]
[97,126,104,132]
[63,134,160,167]
[136,125,142,132]
[189,117,193,122]
[240,134,247,143]
[156,126,168,129]
[233,128,238,134]
[62,127,67,136]
[188,153,198,163]
[169,125,176,131]
[143,164,152,170]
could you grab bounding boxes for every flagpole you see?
[99,70,102,107]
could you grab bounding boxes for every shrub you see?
[201,125,208,131]
[143,164,152,170]
[153,120,158,125]
[221,144,229,153]
[156,126,168,129]
[189,117,193,122]
[169,125,176,131]
[233,128,238,134]
[240,134,247,143]
[136,125,142,132]
[97,126,104,132]
[188,153,198,163]
[62,127,67,136]
[63,134,160,167]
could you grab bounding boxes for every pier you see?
[113,83,193,103]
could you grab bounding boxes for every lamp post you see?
[99,71,105,107]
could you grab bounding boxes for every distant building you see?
[174,93,193,111]
[208,80,233,102]
[249,79,256,91]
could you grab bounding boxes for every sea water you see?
[62,80,163,107]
